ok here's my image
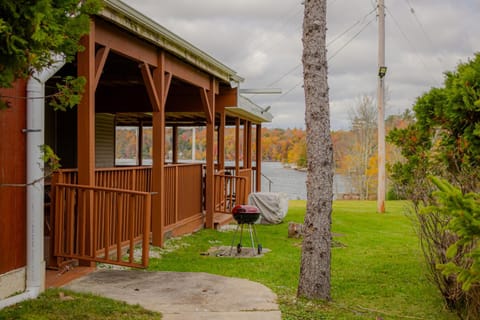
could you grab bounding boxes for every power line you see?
[328,15,376,62]
[404,0,435,48]
[385,6,437,83]
[252,7,377,99]
[327,7,376,47]
[403,0,446,66]
[266,64,302,88]
[272,13,377,102]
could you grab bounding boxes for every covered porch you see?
[45,0,272,269]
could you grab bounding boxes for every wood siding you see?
[0,81,27,274]
[95,113,115,168]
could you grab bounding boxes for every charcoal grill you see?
[230,205,262,255]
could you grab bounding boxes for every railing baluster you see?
[143,193,151,266]
[104,191,111,261]
[128,194,135,264]
[116,192,122,262]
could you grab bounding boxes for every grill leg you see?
[229,223,241,256]
[252,224,262,254]
[238,223,245,247]
[248,224,256,255]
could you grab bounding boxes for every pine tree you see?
[297,0,333,300]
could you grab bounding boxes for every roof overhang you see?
[225,95,273,124]
[100,0,244,85]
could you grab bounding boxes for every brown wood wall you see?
[0,80,27,274]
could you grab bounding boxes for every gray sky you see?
[122,0,480,130]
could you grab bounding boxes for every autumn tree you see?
[297,0,333,300]
[347,95,378,199]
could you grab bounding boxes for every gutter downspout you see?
[0,55,65,309]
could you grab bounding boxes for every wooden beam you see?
[218,111,225,171]
[172,126,178,164]
[164,72,172,107]
[151,51,167,247]
[246,121,252,169]
[140,62,161,112]
[95,18,157,66]
[138,121,143,166]
[199,88,213,124]
[243,120,248,168]
[235,117,240,174]
[165,54,210,89]
[94,46,110,89]
[205,78,216,229]
[255,124,262,192]
[216,87,238,110]
[152,70,172,110]
[77,20,96,266]
[77,21,96,187]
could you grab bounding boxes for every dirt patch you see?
[201,245,271,258]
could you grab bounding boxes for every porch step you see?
[46,266,96,288]
[214,212,234,229]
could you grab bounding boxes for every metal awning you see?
[225,95,273,124]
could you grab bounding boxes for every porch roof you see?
[226,95,273,123]
[98,1,273,125]
[114,93,272,127]
[101,0,243,85]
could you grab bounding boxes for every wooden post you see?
[203,78,216,229]
[77,23,95,188]
[77,21,95,265]
[172,126,178,164]
[243,121,248,168]
[151,51,169,246]
[255,124,262,192]
[377,0,386,213]
[246,121,252,169]
[235,118,240,174]
[218,110,225,171]
[138,121,143,166]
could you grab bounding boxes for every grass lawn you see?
[0,288,162,320]
[0,200,457,319]
[148,200,457,319]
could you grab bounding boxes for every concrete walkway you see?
[63,270,281,320]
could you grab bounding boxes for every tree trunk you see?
[297,0,333,300]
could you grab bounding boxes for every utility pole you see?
[377,0,386,213]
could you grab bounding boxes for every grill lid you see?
[232,205,260,214]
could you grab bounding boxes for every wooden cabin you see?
[0,0,272,304]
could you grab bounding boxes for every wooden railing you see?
[214,173,247,213]
[238,168,252,197]
[164,164,203,228]
[53,183,151,268]
[222,166,254,194]
[55,167,152,191]
[95,167,152,191]
[53,164,203,230]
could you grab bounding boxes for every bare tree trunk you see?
[297,0,333,300]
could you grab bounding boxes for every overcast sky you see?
[122,0,480,130]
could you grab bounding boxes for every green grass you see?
[0,200,456,319]
[148,200,456,319]
[0,288,162,320]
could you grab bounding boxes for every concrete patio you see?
[63,270,281,320]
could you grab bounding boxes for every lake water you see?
[260,162,348,200]
[119,159,347,200]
